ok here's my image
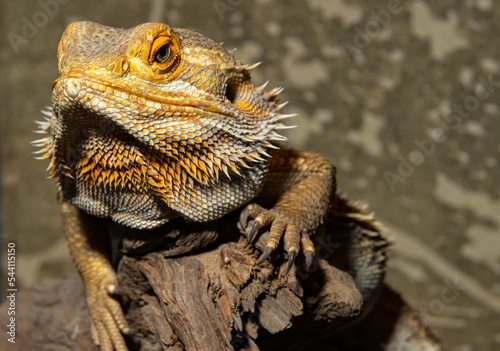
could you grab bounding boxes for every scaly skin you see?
[35,21,336,350]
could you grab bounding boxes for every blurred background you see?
[1,0,499,349]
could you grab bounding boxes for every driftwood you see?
[0,212,442,350]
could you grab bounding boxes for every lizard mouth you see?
[53,72,223,114]
[52,74,286,150]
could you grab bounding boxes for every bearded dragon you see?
[34,21,350,350]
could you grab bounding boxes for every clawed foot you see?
[238,203,315,274]
[86,281,131,351]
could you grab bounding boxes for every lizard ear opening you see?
[225,78,239,103]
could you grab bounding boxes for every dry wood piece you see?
[0,214,442,350]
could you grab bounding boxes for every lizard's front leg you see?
[239,147,336,272]
[61,202,130,351]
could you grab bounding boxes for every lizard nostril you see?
[112,57,130,76]
[225,79,239,104]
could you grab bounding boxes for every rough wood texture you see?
[0,213,441,350]
[109,211,364,349]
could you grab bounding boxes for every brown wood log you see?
[0,213,442,350]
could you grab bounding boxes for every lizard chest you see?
[58,129,269,229]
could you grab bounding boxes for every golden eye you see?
[149,33,182,79]
[154,44,171,63]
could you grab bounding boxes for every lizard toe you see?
[95,320,113,351]
[239,203,315,273]
[87,281,130,351]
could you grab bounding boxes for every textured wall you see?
[1,0,499,349]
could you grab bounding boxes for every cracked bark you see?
[0,212,441,351]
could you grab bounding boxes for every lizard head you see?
[42,21,292,187]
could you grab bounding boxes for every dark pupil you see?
[155,45,170,63]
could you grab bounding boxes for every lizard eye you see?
[146,32,182,81]
[149,33,182,79]
[154,45,171,63]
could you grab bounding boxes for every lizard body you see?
[35,22,370,351]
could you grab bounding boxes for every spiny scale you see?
[35,20,328,230]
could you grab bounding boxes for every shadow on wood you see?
[0,211,443,350]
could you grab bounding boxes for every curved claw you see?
[108,285,127,297]
[247,221,261,243]
[285,249,298,274]
[239,207,249,230]
[305,250,314,271]
[256,245,274,265]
